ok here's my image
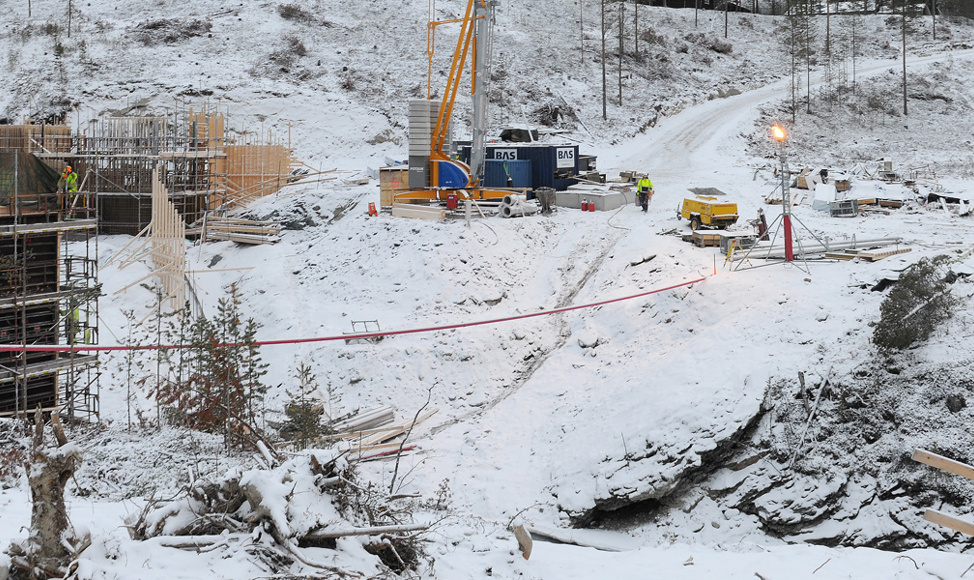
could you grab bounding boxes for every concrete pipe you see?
[501,203,539,218]
[502,194,526,206]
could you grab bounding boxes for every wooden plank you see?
[526,525,640,552]
[912,448,974,481]
[303,523,428,540]
[392,203,446,221]
[207,217,281,226]
[825,252,857,261]
[924,509,974,536]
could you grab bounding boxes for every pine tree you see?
[872,256,957,350]
[155,284,268,451]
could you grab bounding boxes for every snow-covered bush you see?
[872,255,958,351]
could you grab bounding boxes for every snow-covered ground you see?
[3,1,974,578]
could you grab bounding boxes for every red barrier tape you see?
[0,277,705,353]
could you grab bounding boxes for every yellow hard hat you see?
[65,166,72,172]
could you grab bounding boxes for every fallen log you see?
[148,534,247,549]
[302,522,429,540]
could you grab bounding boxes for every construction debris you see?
[332,406,396,433]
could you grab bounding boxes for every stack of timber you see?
[325,407,439,460]
[691,230,721,247]
[824,247,912,262]
[913,449,974,537]
[197,216,282,245]
[332,405,396,433]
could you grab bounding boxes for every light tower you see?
[772,123,794,262]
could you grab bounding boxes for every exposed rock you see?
[946,393,966,413]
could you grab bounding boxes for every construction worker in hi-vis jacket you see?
[636,176,654,212]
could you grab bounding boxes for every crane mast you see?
[401,0,505,202]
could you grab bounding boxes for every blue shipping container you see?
[483,159,532,188]
[484,144,579,191]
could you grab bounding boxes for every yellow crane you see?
[397,0,510,203]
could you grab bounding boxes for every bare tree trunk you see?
[618,0,623,106]
[601,0,607,120]
[902,0,908,116]
[580,0,585,67]
[634,1,639,61]
[826,0,831,53]
[725,0,729,38]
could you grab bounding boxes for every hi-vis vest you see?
[637,177,653,193]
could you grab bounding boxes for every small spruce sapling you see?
[281,362,330,449]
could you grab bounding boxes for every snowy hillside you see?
[4,0,974,578]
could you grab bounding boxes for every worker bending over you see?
[636,176,654,212]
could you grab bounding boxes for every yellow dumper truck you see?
[678,196,739,230]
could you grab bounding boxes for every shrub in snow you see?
[278,3,313,21]
[872,255,958,351]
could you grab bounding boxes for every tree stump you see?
[13,410,84,578]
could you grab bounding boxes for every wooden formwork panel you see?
[226,144,295,207]
[0,125,73,153]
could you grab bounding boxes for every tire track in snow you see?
[430,230,625,435]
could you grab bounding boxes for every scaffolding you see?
[0,149,99,421]
[7,108,300,235]
[0,107,303,419]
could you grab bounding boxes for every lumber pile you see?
[824,247,912,262]
[332,406,395,433]
[691,230,721,247]
[197,216,282,244]
[327,407,439,460]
